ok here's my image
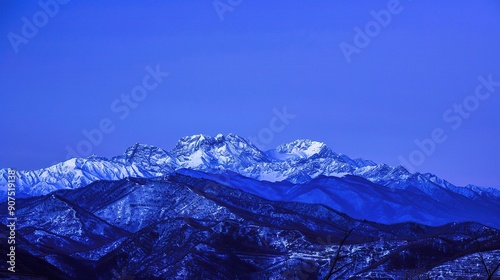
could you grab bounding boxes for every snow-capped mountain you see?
[1,135,500,279]
[1,133,498,201]
[0,156,163,199]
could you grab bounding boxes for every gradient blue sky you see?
[1,0,500,188]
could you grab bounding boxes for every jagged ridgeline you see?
[1,134,499,279]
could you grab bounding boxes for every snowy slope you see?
[1,134,498,202]
[1,174,499,279]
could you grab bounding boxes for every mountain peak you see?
[121,143,173,170]
[275,139,333,159]
[124,143,168,158]
[175,134,212,148]
[170,134,268,169]
[173,133,258,152]
[3,133,498,205]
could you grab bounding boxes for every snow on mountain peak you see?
[175,134,211,149]
[215,133,224,141]
[170,134,268,170]
[173,134,257,153]
[274,139,332,159]
[3,133,498,201]
[123,143,171,164]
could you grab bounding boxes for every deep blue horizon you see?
[1,0,500,188]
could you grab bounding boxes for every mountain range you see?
[1,134,499,227]
[1,134,499,279]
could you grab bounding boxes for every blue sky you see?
[1,0,500,188]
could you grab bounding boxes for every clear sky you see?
[1,0,500,188]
